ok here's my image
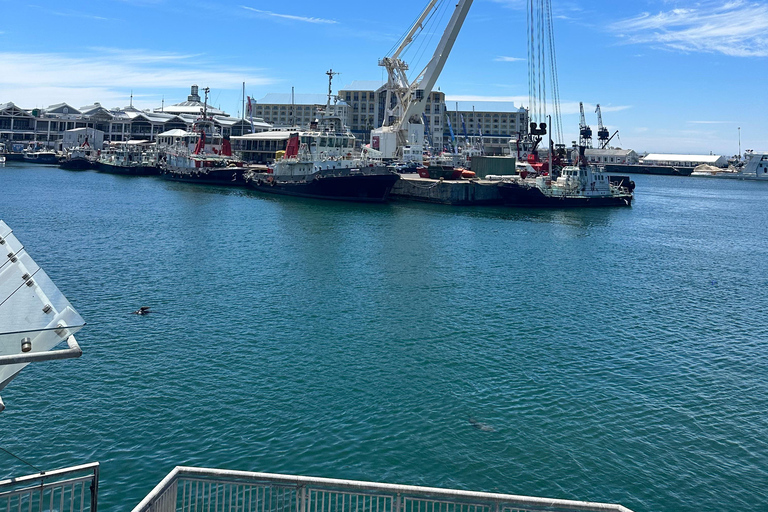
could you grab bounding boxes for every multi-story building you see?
[249,94,349,130]
[1,86,266,149]
[444,101,528,156]
[338,82,446,148]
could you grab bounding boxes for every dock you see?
[391,173,504,205]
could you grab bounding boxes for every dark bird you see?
[133,306,151,315]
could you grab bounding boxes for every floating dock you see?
[390,173,504,205]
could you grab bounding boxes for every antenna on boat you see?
[325,69,340,109]
[202,87,210,120]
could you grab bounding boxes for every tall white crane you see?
[371,0,473,160]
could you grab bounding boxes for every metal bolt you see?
[26,280,34,287]
[21,337,32,353]
[21,273,30,281]
[42,304,52,314]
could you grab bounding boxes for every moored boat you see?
[159,88,246,186]
[59,143,97,170]
[244,71,399,202]
[690,150,768,180]
[498,164,634,207]
[96,141,159,175]
[22,146,59,164]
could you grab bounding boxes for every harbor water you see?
[1,163,767,512]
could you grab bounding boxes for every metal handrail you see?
[0,462,99,512]
[133,467,634,512]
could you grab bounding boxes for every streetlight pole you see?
[738,126,741,161]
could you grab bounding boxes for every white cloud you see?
[610,1,768,57]
[240,6,338,24]
[0,49,277,110]
[494,56,525,62]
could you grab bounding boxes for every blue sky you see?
[1,0,766,154]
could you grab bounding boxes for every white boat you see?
[0,220,85,412]
[498,164,634,207]
[691,151,768,180]
[96,141,159,175]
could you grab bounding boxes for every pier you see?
[391,174,504,205]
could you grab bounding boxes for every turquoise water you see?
[1,163,767,512]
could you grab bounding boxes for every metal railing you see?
[0,462,99,512]
[132,467,633,512]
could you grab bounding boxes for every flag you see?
[422,113,432,148]
[460,114,468,142]
[446,114,455,152]
[247,96,255,133]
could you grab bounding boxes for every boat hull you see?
[161,166,247,186]
[96,162,159,176]
[23,154,59,165]
[59,158,94,170]
[498,181,632,207]
[247,171,400,203]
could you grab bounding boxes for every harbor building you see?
[248,94,350,130]
[585,148,639,165]
[1,86,265,148]
[443,101,528,156]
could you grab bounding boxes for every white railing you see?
[132,467,633,512]
[0,462,99,512]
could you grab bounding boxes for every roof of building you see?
[157,105,229,116]
[338,81,385,92]
[157,129,191,137]
[45,103,81,114]
[232,130,293,140]
[585,148,636,156]
[256,93,347,106]
[641,153,725,163]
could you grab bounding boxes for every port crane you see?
[595,104,619,149]
[578,102,593,149]
[371,0,473,160]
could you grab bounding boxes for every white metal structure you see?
[372,0,473,160]
[0,463,99,512]
[0,220,85,411]
[133,467,634,512]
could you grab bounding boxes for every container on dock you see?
[470,156,516,178]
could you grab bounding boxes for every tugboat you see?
[96,141,159,176]
[59,138,97,170]
[159,87,246,186]
[244,70,399,202]
[498,146,634,207]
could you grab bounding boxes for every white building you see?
[62,127,105,150]
[640,153,728,168]
[585,148,639,165]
